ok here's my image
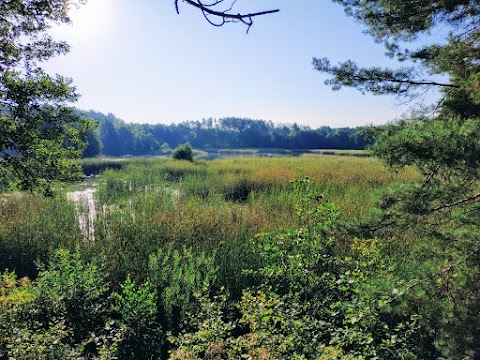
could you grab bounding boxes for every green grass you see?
[7,156,473,358]
[0,155,419,284]
[79,157,127,176]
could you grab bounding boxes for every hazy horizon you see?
[43,1,439,127]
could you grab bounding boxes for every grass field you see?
[0,155,418,280]
[3,155,445,359]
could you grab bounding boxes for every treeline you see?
[81,110,370,157]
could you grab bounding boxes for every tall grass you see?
[79,157,127,175]
[0,155,419,286]
[0,155,428,357]
[0,193,80,277]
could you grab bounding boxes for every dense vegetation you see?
[1,156,431,359]
[1,153,476,358]
[314,0,480,358]
[80,110,371,157]
[171,143,194,162]
[1,0,479,358]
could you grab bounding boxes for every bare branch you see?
[177,0,279,31]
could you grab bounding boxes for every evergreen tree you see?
[313,0,479,230]
[315,1,479,357]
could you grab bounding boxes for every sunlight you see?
[65,0,115,42]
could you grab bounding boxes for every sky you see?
[43,0,436,128]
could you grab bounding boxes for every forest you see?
[81,110,370,157]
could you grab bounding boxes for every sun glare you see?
[65,0,115,43]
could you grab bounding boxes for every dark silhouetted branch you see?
[175,0,279,32]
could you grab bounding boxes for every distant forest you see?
[81,110,371,157]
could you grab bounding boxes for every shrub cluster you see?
[171,143,194,162]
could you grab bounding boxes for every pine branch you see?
[430,192,480,213]
[352,75,459,89]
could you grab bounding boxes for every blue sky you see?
[43,0,436,127]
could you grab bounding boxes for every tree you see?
[0,0,91,195]
[171,142,194,162]
[314,1,479,357]
[161,142,171,154]
[314,1,480,226]
[313,0,479,114]
[81,123,102,158]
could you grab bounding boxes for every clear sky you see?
[43,0,434,127]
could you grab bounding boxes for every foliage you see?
[172,142,194,162]
[148,245,218,327]
[34,249,112,345]
[0,0,92,195]
[169,176,421,359]
[162,142,172,153]
[1,156,467,358]
[7,0,473,358]
[316,0,479,106]
[0,155,415,279]
[0,249,120,360]
[82,122,103,158]
[84,110,371,156]
[113,275,162,359]
[315,1,480,357]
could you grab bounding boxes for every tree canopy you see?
[0,0,92,195]
[313,1,480,357]
[81,110,370,156]
[314,0,480,226]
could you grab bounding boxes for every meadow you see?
[3,155,471,359]
[0,155,417,280]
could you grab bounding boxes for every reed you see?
[0,155,419,285]
[79,157,127,175]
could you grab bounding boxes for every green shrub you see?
[113,275,163,359]
[168,176,421,359]
[0,250,121,359]
[148,245,218,329]
[171,142,194,162]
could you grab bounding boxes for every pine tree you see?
[315,1,479,357]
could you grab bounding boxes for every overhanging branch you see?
[176,0,279,32]
[312,58,460,96]
[430,192,480,213]
[364,76,460,89]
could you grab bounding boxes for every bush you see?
[168,176,421,359]
[148,245,218,327]
[171,142,194,162]
[113,275,162,359]
[0,249,120,359]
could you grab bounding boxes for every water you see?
[67,186,96,242]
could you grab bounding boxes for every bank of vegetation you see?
[79,112,371,158]
[1,155,477,359]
